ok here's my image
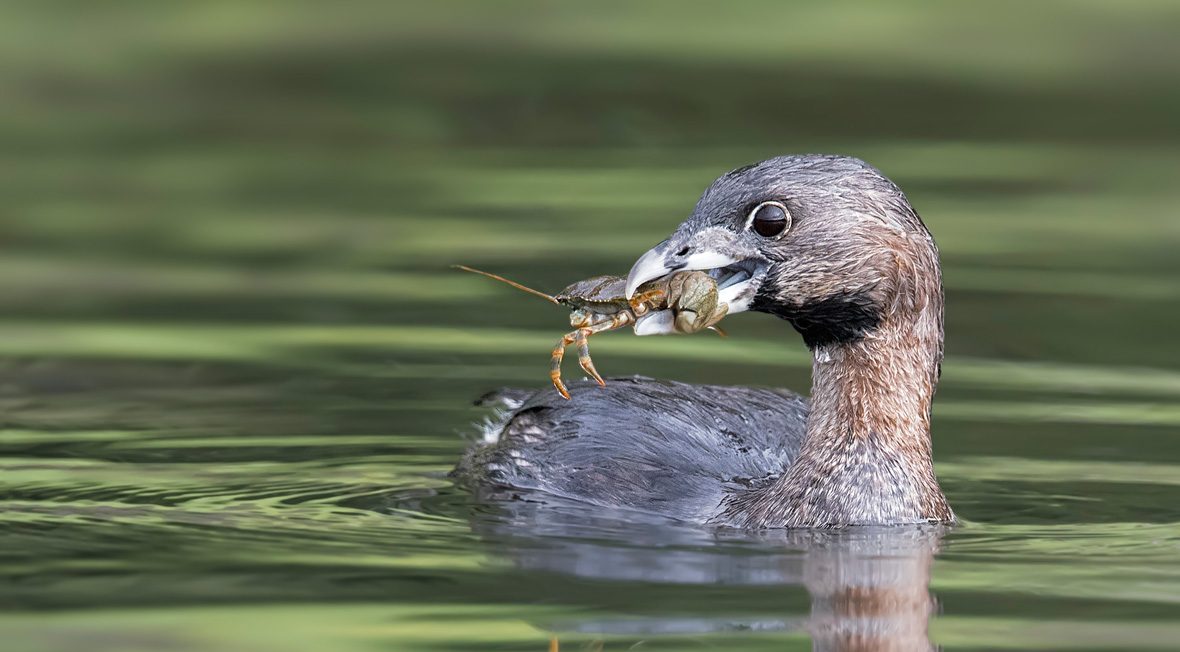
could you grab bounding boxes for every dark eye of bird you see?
[749,201,790,238]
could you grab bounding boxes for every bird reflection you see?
[470,494,945,651]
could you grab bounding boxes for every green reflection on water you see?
[3,1,1180,651]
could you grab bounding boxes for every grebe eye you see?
[747,201,791,238]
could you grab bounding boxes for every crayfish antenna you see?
[452,265,561,305]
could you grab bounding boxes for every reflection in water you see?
[802,529,938,652]
[471,497,943,651]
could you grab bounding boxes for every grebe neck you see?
[722,285,953,528]
[806,303,941,468]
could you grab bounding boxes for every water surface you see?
[3,2,1180,650]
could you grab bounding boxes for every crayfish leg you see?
[627,288,666,313]
[550,314,636,399]
[575,329,606,387]
[549,331,578,400]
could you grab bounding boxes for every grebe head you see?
[625,154,940,349]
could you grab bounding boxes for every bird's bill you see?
[624,240,767,335]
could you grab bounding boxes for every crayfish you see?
[455,265,728,399]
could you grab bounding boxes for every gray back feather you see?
[456,376,808,522]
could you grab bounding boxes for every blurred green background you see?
[3,2,1180,651]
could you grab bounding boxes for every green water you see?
[4,2,1180,650]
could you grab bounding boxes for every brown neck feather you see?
[806,300,941,469]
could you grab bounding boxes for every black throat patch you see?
[751,277,884,349]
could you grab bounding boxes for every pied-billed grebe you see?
[456,154,955,529]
